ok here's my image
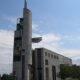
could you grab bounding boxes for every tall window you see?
[51,54,53,58]
[52,66,56,80]
[45,59,48,65]
[48,53,50,57]
[38,70,42,80]
[45,67,49,80]
[37,49,42,68]
[37,49,42,80]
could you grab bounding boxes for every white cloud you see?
[72,58,80,65]
[0,64,12,75]
[33,33,61,42]
[32,24,39,31]
[32,33,61,52]
[0,29,14,47]
[0,29,14,74]
[42,33,61,43]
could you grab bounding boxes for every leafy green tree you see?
[59,64,80,80]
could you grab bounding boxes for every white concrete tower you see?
[22,0,32,80]
[13,0,32,80]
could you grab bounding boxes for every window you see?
[54,55,59,60]
[48,53,50,57]
[56,56,59,59]
[54,55,56,59]
[38,70,42,80]
[37,49,42,68]
[51,54,53,58]
[14,37,22,41]
[45,59,48,65]
[45,67,49,80]
[13,54,21,61]
[45,52,47,56]
[17,23,23,30]
[52,66,56,80]
[20,18,23,23]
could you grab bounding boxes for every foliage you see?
[1,74,13,80]
[59,64,80,80]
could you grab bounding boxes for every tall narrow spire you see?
[24,0,27,8]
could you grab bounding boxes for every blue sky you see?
[0,0,80,74]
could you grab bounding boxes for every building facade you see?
[32,48,72,80]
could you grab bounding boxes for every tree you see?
[59,64,80,80]
[1,74,13,80]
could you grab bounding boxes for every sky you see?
[0,0,80,74]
